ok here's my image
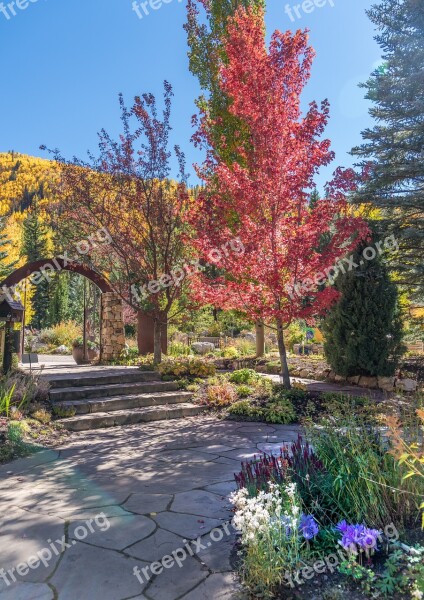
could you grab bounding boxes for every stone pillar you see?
[100,292,126,362]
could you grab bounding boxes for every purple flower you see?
[336,522,381,553]
[358,528,381,550]
[299,514,319,540]
[336,520,348,534]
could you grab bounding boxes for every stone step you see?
[50,380,179,402]
[47,369,160,389]
[54,391,194,415]
[59,403,206,431]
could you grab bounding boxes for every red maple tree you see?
[189,7,369,387]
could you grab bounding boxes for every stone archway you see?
[0,258,126,362]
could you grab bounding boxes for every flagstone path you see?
[0,416,301,600]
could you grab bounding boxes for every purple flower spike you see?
[299,514,319,540]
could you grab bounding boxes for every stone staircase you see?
[48,369,204,431]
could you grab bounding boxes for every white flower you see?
[285,482,297,498]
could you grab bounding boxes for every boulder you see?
[334,374,347,383]
[55,345,70,355]
[191,342,216,355]
[243,333,256,341]
[299,369,310,378]
[377,376,395,392]
[395,378,418,393]
[358,376,379,389]
[347,375,361,385]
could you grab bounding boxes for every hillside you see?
[0,151,58,218]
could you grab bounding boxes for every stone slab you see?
[155,511,223,540]
[180,573,247,599]
[69,514,156,551]
[171,490,232,520]
[49,542,148,599]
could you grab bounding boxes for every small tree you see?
[48,83,193,363]
[323,241,405,377]
[188,7,369,387]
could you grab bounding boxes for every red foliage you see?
[189,7,369,327]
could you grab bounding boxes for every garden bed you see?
[228,405,424,600]
[0,368,69,464]
[0,417,69,464]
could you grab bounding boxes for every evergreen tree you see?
[323,242,405,377]
[0,217,18,280]
[352,0,424,296]
[46,272,70,326]
[309,188,321,210]
[67,273,84,322]
[21,198,50,329]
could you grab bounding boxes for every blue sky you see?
[0,0,380,190]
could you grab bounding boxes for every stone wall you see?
[100,292,126,361]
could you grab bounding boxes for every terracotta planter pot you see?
[72,347,99,365]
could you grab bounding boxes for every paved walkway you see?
[0,417,301,600]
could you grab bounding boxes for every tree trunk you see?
[276,318,291,389]
[153,318,162,364]
[255,321,265,357]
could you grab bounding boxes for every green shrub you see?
[158,357,216,379]
[113,350,155,369]
[232,338,256,356]
[7,420,29,443]
[228,400,264,419]
[229,368,261,385]
[236,384,252,398]
[286,321,305,351]
[169,341,192,356]
[52,405,77,418]
[72,337,98,350]
[32,409,52,424]
[263,397,296,424]
[39,321,81,348]
[137,354,156,370]
[220,346,239,359]
[250,377,274,399]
